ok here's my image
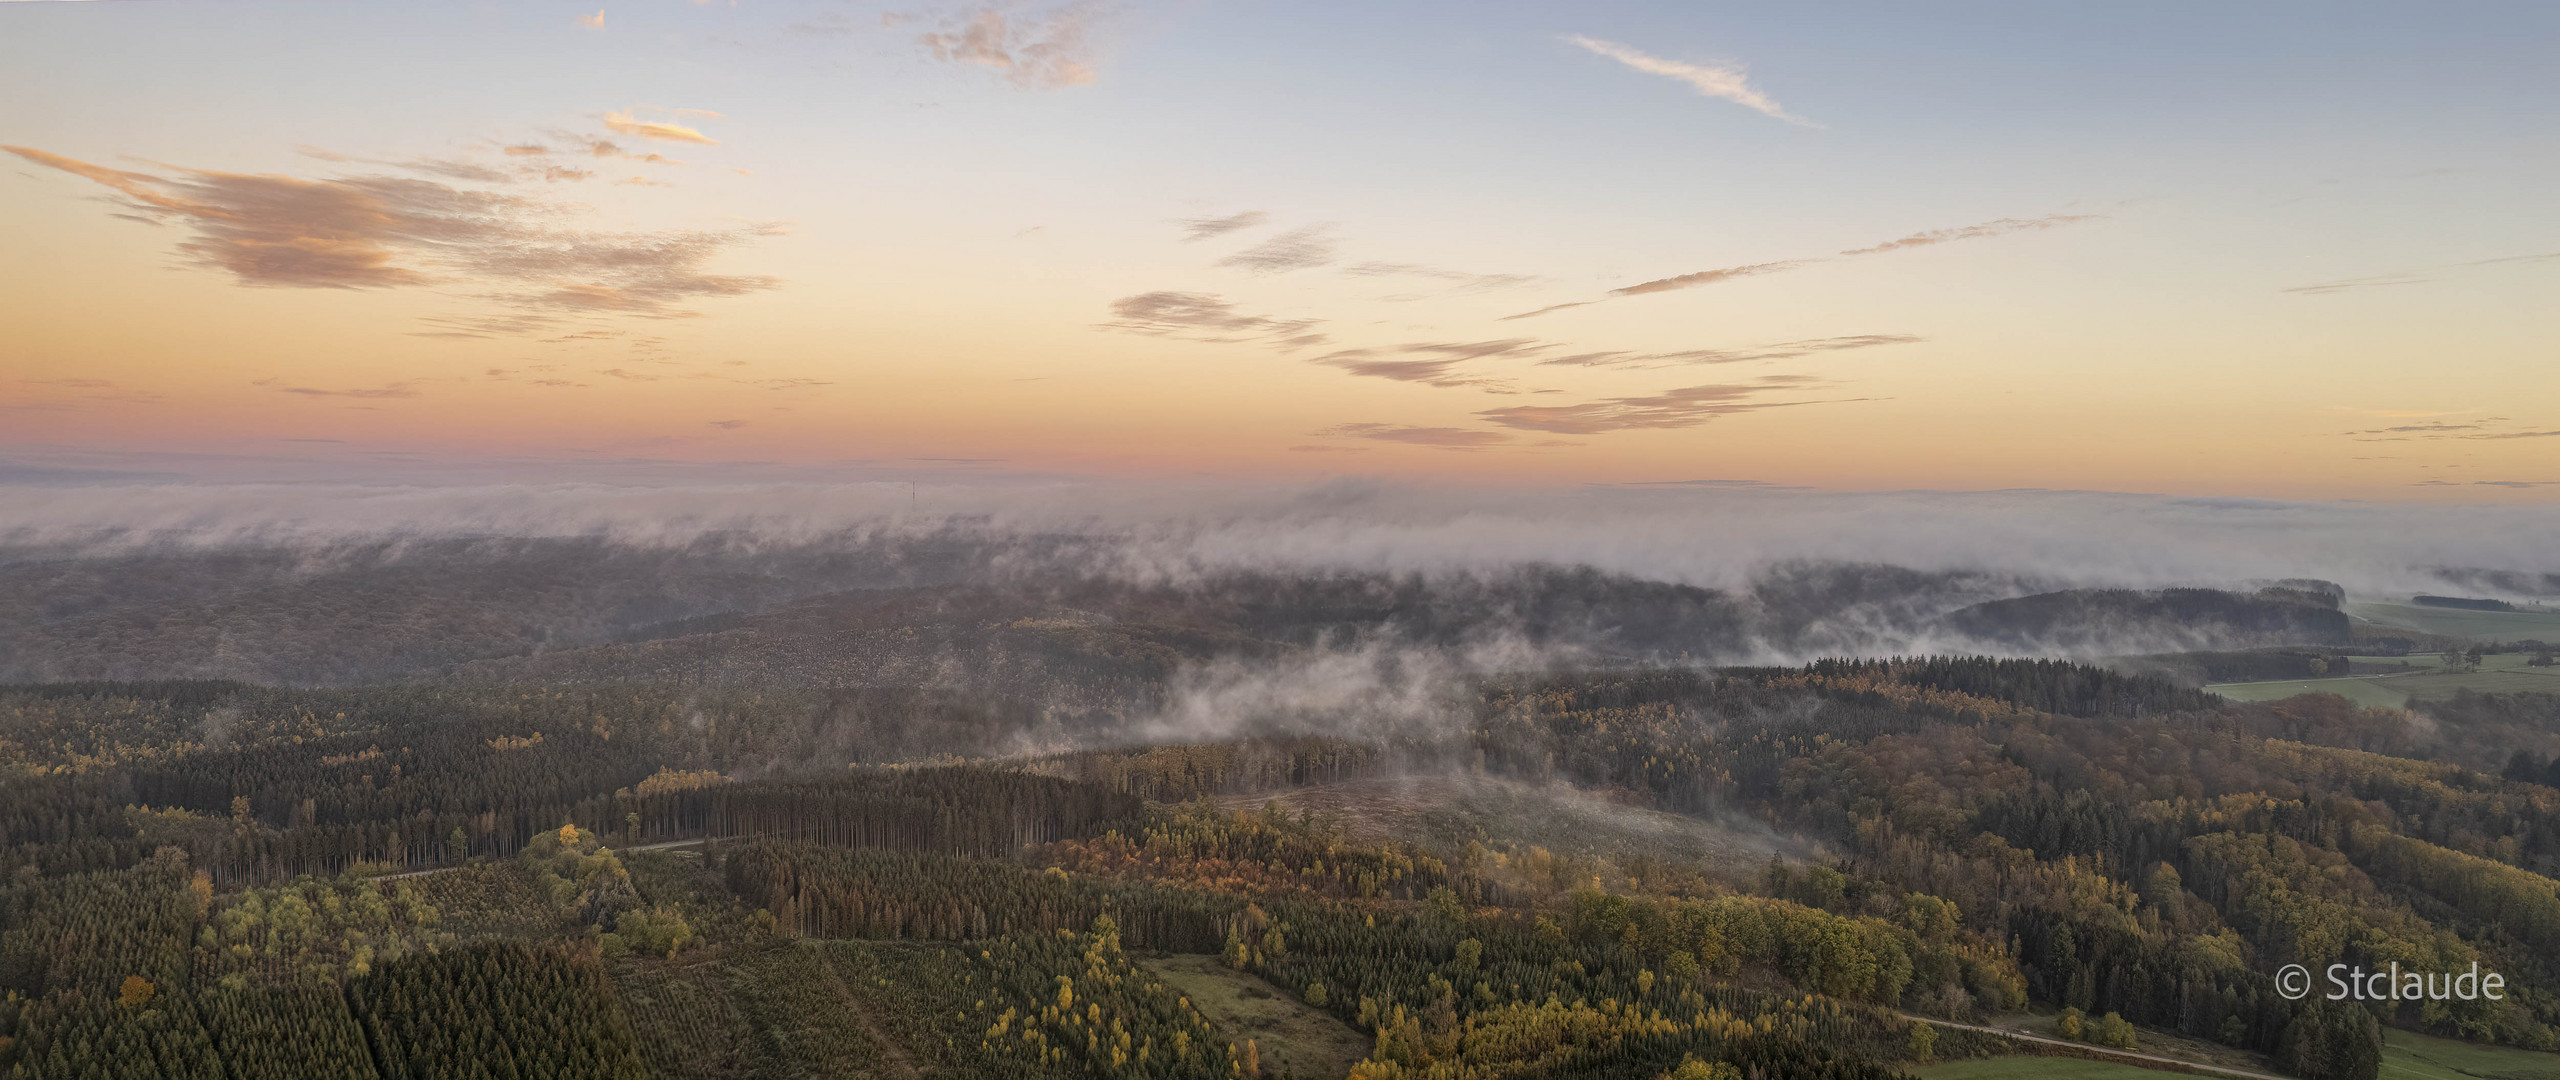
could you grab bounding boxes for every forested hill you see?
[0,658,2554,1078]
[1,536,2374,686]
[1940,586,2353,652]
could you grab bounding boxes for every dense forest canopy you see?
[0,535,2555,1080]
[0,537,2446,686]
[0,650,2552,1078]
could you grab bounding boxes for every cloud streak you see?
[302,141,635,186]
[1218,225,1337,274]
[1310,339,1549,390]
[2285,250,2560,295]
[1343,261,1539,293]
[1322,424,1514,451]
[5,144,778,320]
[2339,417,2560,443]
[521,138,681,165]
[1537,333,1921,369]
[1098,286,1910,407]
[1503,213,2096,318]
[1607,259,1808,299]
[1478,375,1851,434]
[1565,35,1815,127]
[1837,215,2097,256]
[259,379,422,400]
[3,378,164,412]
[1180,210,1267,241]
[1100,291,1327,349]
[601,111,717,145]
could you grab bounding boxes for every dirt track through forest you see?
[1908,1014,2290,1080]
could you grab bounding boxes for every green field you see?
[2208,651,2560,707]
[1143,954,1372,1080]
[2209,675,2417,707]
[1917,1056,2197,1080]
[2380,1029,2560,1080]
[1919,1034,2560,1080]
[2352,603,2560,645]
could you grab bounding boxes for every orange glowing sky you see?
[2,1,2554,497]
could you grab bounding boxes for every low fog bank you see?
[5,478,2556,600]
[3,479,2554,687]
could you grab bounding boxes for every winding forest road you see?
[1907,1014,2292,1080]
[620,838,712,854]
[372,837,711,881]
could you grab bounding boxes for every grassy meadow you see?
[2208,651,2560,707]
[1142,954,1373,1080]
[1917,1056,2211,1080]
[2350,604,2560,645]
[2379,1029,2560,1080]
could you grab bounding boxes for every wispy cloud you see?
[301,141,625,185]
[6,377,164,411]
[1099,291,1327,349]
[258,379,422,400]
[1309,339,1549,390]
[1180,210,1267,241]
[1477,375,1851,433]
[1499,260,1804,320]
[2284,274,2429,295]
[412,314,563,339]
[2346,421,2481,435]
[1099,283,1908,408]
[2339,417,2560,443]
[5,144,778,321]
[521,137,681,165]
[1838,215,2096,256]
[1218,225,1337,274]
[1606,259,1807,299]
[1343,261,1539,293]
[1538,333,1922,369]
[2286,250,2560,295]
[577,9,605,29]
[1501,301,1594,321]
[1312,355,1491,390]
[602,110,718,145]
[1322,423,1514,451]
[917,3,1102,90]
[1564,35,1815,127]
[394,158,518,184]
[1502,213,2097,318]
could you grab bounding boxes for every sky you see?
[1,0,2554,499]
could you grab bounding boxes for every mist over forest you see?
[5,481,2560,1080]
[8,0,2555,1074]
[8,481,2557,694]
